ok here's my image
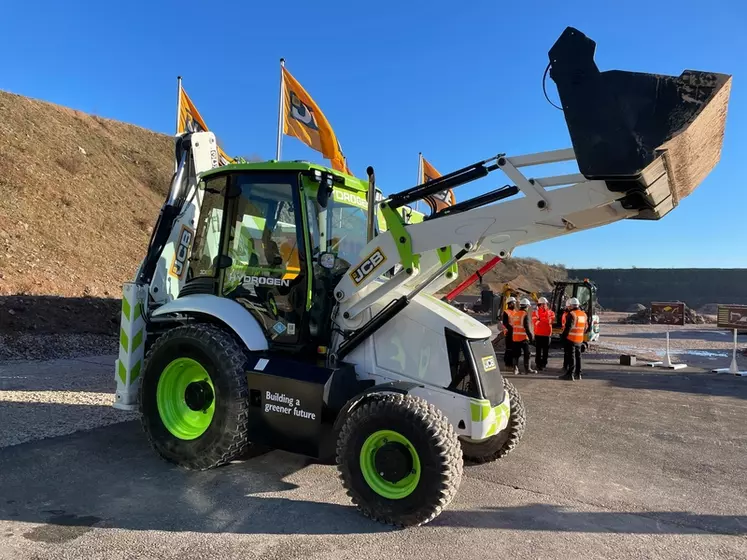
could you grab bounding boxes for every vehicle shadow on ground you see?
[2,419,745,538]
[434,503,747,535]
[0,295,120,336]
[0,420,390,537]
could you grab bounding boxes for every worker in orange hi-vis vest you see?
[559,297,588,381]
[511,298,536,375]
[532,297,555,371]
[501,297,517,368]
[560,302,572,373]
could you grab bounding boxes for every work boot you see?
[557,372,573,381]
[574,372,583,380]
[524,360,537,375]
[513,365,520,375]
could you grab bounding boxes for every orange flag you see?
[177,85,234,166]
[282,66,350,174]
[421,156,455,212]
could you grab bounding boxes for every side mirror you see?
[317,173,332,209]
[319,252,336,269]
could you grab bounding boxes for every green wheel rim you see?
[359,430,421,499]
[156,357,215,440]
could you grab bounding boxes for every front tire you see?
[336,393,463,527]
[460,379,526,464]
[139,323,250,470]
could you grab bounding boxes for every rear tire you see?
[460,379,526,464]
[139,323,250,470]
[336,393,463,527]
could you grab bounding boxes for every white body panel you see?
[331,281,507,439]
[151,294,269,352]
[150,132,220,304]
[113,282,148,410]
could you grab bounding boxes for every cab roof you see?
[200,160,369,194]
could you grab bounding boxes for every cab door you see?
[221,172,310,346]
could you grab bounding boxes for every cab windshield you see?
[307,187,369,269]
[327,197,368,268]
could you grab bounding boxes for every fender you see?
[332,381,423,432]
[151,294,268,351]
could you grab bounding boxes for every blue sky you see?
[2,0,745,268]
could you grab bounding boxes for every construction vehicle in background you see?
[550,278,600,350]
[112,27,731,528]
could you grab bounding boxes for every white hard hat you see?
[568,297,580,306]
[538,297,548,304]
[520,298,531,307]
[506,296,517,303]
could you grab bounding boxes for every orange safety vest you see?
[533,307,555,337]
[502,309,515,335]
[568,309,588,344]
[511,310,528,342]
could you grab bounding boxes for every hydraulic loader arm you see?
[334,26,731,323]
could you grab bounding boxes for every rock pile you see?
[618,305,713,325]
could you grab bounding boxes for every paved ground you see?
[1,352,746,559]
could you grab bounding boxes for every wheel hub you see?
[359,430,421,500]
[374,442,414,483]
[184,381,214,412]
[156,357,216,440]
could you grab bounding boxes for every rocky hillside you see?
[450,257,568,296]
[0,89,173,298]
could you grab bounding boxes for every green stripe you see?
[118,361,127,383]
[130,360,142,383]
[121,296,131,321]
[133,303,142,321]
[381,203,419,273]
[120,329,129,353]
[132,330,143,353]
[299,179,314,311]
[470,402,481,422]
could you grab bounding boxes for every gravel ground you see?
[0,354,135,447]
[1,358,746,559]
[0,334,118,362]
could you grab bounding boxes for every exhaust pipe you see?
[549,27,732,219]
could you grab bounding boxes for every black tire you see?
[460,379,526,464]
[139,323,250,470]
[336,393,463,527]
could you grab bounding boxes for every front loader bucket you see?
[549,27,732,219]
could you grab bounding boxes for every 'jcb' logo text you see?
[350,248,386,285]
[169,225,194,279]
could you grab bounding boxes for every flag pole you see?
[275,59,285,161]
[416,152,423,213]
[174,76,183,172]
[175,76,182,135]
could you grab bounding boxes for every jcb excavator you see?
[112,27,731,527]
[550,278,600,349]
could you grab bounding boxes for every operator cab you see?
[184,162,371,357]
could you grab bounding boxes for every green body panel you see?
[437,246,458,278]
[201,160,369,193]
[380,203,419,273]
[298,180,314,311]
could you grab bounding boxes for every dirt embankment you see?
[0,89,173,299]
[448,257,568,296]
